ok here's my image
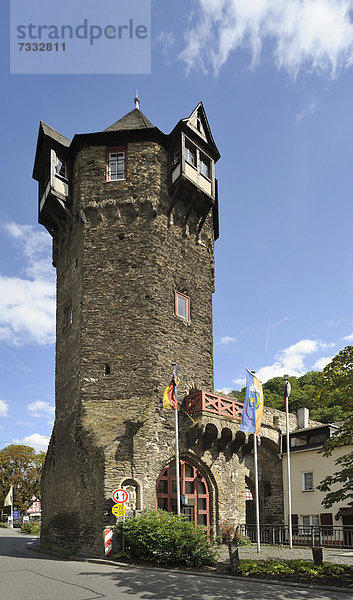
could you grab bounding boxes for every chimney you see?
[297,407,309,429]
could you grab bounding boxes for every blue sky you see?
[1,0,353,452]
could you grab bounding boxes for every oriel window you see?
[56,157,67,180]
[199,152,211,179]
[184,140,196,167]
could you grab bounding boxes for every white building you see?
[282,409,353,546]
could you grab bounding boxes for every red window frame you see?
[106,146,127,182]
[174,291,190,321]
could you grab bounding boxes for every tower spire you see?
[134,90,140,110]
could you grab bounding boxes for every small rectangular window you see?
[184,140,196,167]
[199,153,211,179]
[65,304,73,329]
[172,145,180,167]
[55,157,67,180]
[106,147,126,181]
[174,291,190,321]
[303,472,314,491]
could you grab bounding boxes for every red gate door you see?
[156,459,210,530]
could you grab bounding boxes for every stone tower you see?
[33,101,223,554]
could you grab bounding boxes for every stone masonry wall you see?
[41,132,309,554]
[41,137,217,553]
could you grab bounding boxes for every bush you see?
[114,509,218,567]
[0,522,8,528]
[20,522,41,535]
[236,559,348,580]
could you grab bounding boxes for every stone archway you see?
[156,458,210,530]
[244,436,284,525]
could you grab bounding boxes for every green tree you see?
[231,371,325,415]
[316,346,353,508]
[0,445,46,513]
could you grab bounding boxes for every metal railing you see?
[239,524,353,548]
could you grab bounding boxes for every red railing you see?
[185,390,243,421]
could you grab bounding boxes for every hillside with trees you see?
[230,350,352,424]
[231,345,353,507]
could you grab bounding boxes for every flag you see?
[240,370,264,434]
[4,484,13,507]
[283,379,291,405]
[163,376,179,409]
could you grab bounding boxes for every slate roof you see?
[104,108,155,132]
[40,121,71,147]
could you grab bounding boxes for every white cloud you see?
[232,377,246,388]
[155,32,176,53]
[217,387,233,395]
[252,338,329,383]
[180,0,353,78]
[0,223,55,346]
[296,101,317,122]
[343,332,353,341]
[16,421,35,426]
[312,356,333,370]
[12,433,50,452]
[28,401,55,418]
[220,335,237,344]
[0,399,9,417]
[271,317,289,329]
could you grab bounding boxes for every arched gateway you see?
[156,459,210,529]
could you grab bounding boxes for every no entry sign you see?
[111,488,129,504]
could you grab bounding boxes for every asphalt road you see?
[0,527,351,600]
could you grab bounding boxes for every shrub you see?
[0,522,8,528]
[20,522,41,535]
[114,509,218,567]
[237,559,349,580]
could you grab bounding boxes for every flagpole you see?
[172,363,181,516]
[284,379,293,549]
[9,484,13,528]
[253,432,261,553]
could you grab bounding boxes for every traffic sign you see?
[112,503,126,516]
[111,488,129,504]
[13,510,20,519]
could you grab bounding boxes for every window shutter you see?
[291,513,298,534]
[320,513,333,532]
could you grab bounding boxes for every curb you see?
[26,541,353,595]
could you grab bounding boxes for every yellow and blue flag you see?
[240,370,264,434]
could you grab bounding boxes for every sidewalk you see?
[218,543,353,566]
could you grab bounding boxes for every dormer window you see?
[106,147,126,181]
[184,140,196,167]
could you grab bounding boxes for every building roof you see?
[104,108,155,132]
[40,121,71,147]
